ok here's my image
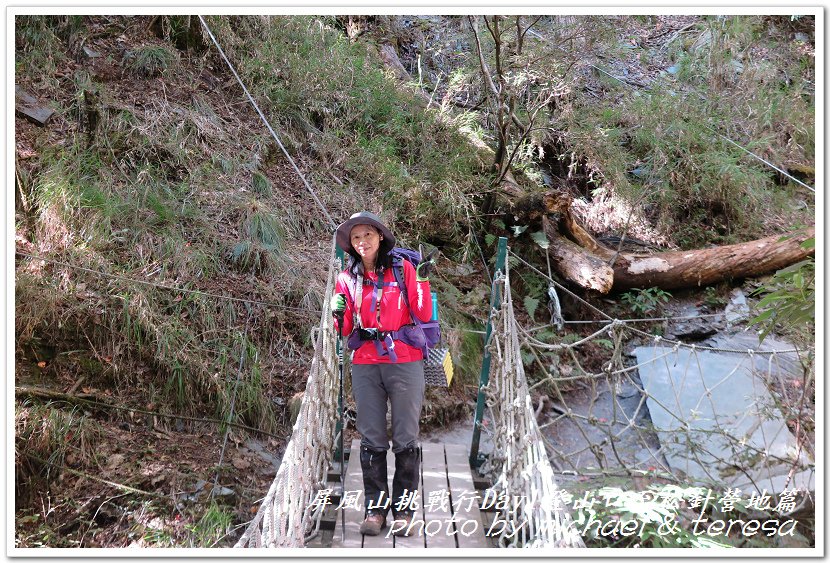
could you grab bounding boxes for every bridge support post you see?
[470,236,508,469]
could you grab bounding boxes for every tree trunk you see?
[610,227,815,291]
[375,43,432,104]
[513,189,815,293]
[542,216,614,293]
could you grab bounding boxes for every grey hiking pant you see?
[351,361,425,453]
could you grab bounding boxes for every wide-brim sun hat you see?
[335,211,396,253]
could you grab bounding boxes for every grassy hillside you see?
[15,14,491,547]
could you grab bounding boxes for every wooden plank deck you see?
[331,440,365,547]
[329,439,490,549]
[419,442,454,547]
[445,447,491,547]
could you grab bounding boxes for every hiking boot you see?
[391,512,414,536]
[360,512,386,536]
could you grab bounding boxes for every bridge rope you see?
[234,238,340,548]
[505,250,813,498]
[480,251,585,548]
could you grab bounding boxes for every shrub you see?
[749,237,815,341]
[620,287,671,317]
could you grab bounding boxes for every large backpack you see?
[391,247,452,386]
[388,247,441,353]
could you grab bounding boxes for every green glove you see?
[416,249,438,281]
[330,293,346,316]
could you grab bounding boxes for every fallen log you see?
[547,192,814,291]
[542,216,614,293]
[514,189,815,293]
[16,385,100,405]
[609,227,815,291]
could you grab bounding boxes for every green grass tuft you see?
[15,401,101,501]
[251,171,272,196]
[187,501,234,547]
[126,45,177,78]
[245,206,286,251]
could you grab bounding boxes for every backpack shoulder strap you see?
[391,256,411,315]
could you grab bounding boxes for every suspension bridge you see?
[233,237,584,549]
[233,236,812,549]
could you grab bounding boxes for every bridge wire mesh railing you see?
[480,253,586,548]
[235,240,340,548]
[505,249,814,508]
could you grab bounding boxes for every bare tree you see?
[467,15,600,190]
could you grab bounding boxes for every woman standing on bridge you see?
[331,211,434,537]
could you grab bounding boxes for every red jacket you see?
[335,260,433,364]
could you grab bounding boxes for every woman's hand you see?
[416,249,438,281]
[331,293,346,316]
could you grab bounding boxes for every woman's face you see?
[350,224,383,264]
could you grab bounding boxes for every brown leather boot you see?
[391,512,414,537]
[360,512,386,536]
